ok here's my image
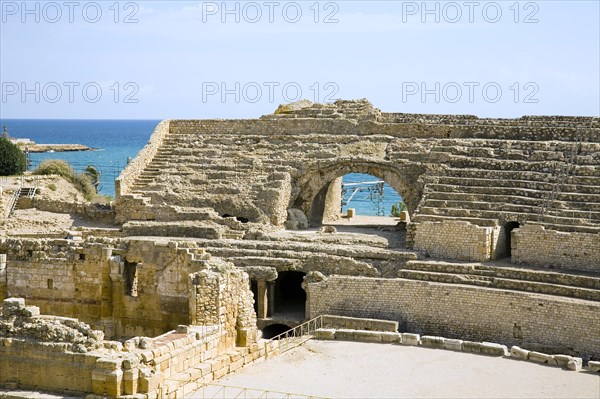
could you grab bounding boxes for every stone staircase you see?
[121,128,296,229]
[399,260,600,302]
[8,187,36,217]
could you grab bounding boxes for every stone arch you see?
[292,160,424,226]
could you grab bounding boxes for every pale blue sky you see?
[1,0,598,119]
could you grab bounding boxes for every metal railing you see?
[7,187,21,217]
[265,315,323,356]
[197,383,329,399]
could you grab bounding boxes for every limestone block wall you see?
[190,265,258,348]
[413,220,494,261]
[2,241,111,327]
[0,238,239,339]
[0,298,261,398]
[110,240,210,337]
[307,276,600,359]
[115,119,171,198]
[322,314,398,332]
[0,298,110,395]
[0,339,100,394]
[512,225,600,273]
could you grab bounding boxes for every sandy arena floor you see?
[194,340,600,399]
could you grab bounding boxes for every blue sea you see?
[0,119,159,197]
[0,119,402,215]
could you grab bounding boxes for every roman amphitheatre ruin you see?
[0,99,599,398]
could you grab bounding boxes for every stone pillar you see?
[267,281,275,317]
[256,280,268,319]
[322,177,343,223]
[92,358,123,397]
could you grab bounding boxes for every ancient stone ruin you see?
[1,99,599,397]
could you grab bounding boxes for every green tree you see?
[84,165,101,193]
[391,201,407,217]
[0,136,27,176]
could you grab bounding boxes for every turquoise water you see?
[341,173,403,217]
[0,119,159,197]
[0,119,402,215]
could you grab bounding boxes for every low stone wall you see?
[1,338,100,394]
[512,224,600,273]
[169,114,599,142]
[0,296,265,398]
[115,120,170,198]
[307,276,600,359]
[31,198,115,225]
[413,220,493,261]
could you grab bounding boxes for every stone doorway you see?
[273,271,306,320]
[504,221,521,258]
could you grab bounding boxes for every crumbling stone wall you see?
[0,298,109,393]
[307,276,600,359]
[0,297,262,398]
[0,238,112,328]
[512,225,600,273]
[190,262,257,348]
[31,197,115,225]
[0,237,256,339]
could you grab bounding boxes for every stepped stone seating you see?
[192,236,419,279]
[114,99,599,269]
[399,260,600,302]
[413,138,600,233]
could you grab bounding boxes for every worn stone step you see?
[417,206,599,227]
[397,269,600,302]
[403,260,600,289]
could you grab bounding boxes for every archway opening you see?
[311,173,407,230]
[504,221,521,258]
[274,271,306,319]
[261,323,292,339]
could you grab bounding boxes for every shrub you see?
[391,201,408,217]
[48,183,57,191]
[73,174,96,201]
[33,159,73,179]
[0,137,27,176]
[33,159,95,201]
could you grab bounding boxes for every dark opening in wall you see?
[504,221,521,258]
[221,214,250,224]
[124,261,139,297]
[79,253,86,261]
[274,271,306,318]
[261,323,291,339]
[47,279,53,289]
